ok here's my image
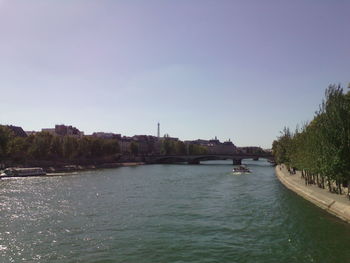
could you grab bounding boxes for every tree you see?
[62,136,78,160]
[27,132,54,160]
[161,138,174,155]
[272,127,292,165]
[0,125,13,159]
[101,139,120,155]
[7,136,29,163]
[273,84,350,195]
[175,141,186,155]
[130,141,139,156]
[49,136,63,159]
[188,144,208,155]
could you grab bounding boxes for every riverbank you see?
[275,164,350,223]
[46,162,145,174]
[0,162,146,178]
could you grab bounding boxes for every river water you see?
[1,159,350,263]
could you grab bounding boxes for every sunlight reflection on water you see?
[0,160,350,262]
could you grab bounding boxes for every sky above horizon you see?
[0,0,349,148]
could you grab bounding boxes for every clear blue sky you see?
[0,0,349,148]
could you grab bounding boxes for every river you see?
[1,159,350,262]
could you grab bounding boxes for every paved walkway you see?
[276,165,350,223]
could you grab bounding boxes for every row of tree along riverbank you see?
[276,164,350,223]
[0,126,210,170]
[272,84,350,198]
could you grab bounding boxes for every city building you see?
[120,136,132,154]
[185,137,237,155]
[41,124,84,138]
[162,134,179,141]
[92,132,121,139]
[132,135,161,155]
[7,125,27,137]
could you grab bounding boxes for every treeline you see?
[272,85,350,195]
[0,127,210,166]
[0,128,120,165]
[160,138,208,155]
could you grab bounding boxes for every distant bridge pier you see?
[232,159,242,165]
[188,159,200,165]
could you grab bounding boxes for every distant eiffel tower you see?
[157,122,160,139]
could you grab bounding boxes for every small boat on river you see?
[0,167,46,178]
[267,159,277,166]
[233,165,251,174]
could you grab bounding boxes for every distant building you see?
[162,134,179,141]
[208,138,237,155]
[132,135,160,155]
[209,136,220,145]
[92,132,121,139]
[185,137,237,155]
[7,125,27,137]
[41,124,84,138]
[190,139,210,145]
[120,136,132,154]
[55,124,83,137]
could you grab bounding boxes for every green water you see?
[1,159,350,263]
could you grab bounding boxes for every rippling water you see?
[1,159,350,262]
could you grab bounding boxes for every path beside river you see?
[276,164,350,223]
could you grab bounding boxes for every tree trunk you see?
[338,180,342,195]
[327,178,332,192]
[321,176,325,189]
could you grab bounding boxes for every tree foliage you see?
[188,144,208,155]
[273,85,350,194]
[0,129,120,165]
[0,126,13,159]
[160,138,188,155]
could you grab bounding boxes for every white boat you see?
[233,165,251,174]
[0,167,46,177]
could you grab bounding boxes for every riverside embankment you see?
[276,164,350,223]
[44,162,145,174]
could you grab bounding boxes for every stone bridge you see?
[144,153,273,165]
